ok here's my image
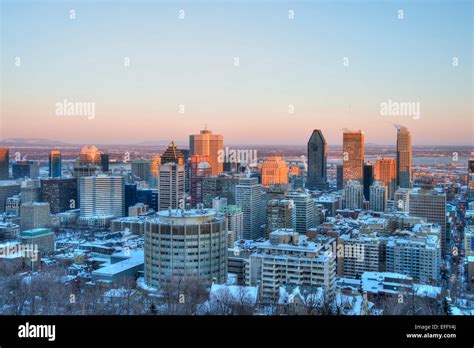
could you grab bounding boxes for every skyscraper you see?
[189,128,224,176]
[158,163,185,211]
[235,177,262,240]
[20,202,51,231]
[12,160,39,179]
[363,162,374,201]
[49,150,62,178]
[396,126,412,188]
[468,159,474,200]
[161,141,185,165]
[342,130,364,185]
[307,129,328,190]
[79,175,125,217]
[202,174,240,208]
[79,145,102,165]
[0,181,21,212]
[336,164,343,190]
[131,160,151,183]
[0,147,9,179]
[74,145,103,177]
[20,179,41,203]
[100,153,110,173]
[375,157,397,200]
[261,156,289,187]
[40,178,78,214]
[189,155,211,207]
[150,155,161,188]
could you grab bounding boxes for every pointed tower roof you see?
[161,141,185,165]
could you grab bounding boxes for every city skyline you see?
[0,0,473,336]
[1,1,472,146]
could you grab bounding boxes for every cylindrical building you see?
[144,209,227,288]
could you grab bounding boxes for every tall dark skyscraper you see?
[307,130,327,190]
[336,164,344,190]
[49,150,62,178]
[0,147,9,179]
[363,162,374,201]
[396,126,412,188]
[101,153,110,172]
[40,178,78,213]
[12,160,39,179]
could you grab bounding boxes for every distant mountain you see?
[0,138,71,146]
[136,140,187,147]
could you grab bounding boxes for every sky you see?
[1,0,473,146]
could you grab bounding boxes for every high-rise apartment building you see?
[396,126,412,188]
[337,234,383,279]
[386,233,441,282]
[342,180,364,210]
[265,199,294,238]
[245,231,336,302]
[79,175,125,217]
[307,130,328,190]
[369,180,387,212]
[189,128,224,176]
[286,192,314,234]
[342,130,364,185]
